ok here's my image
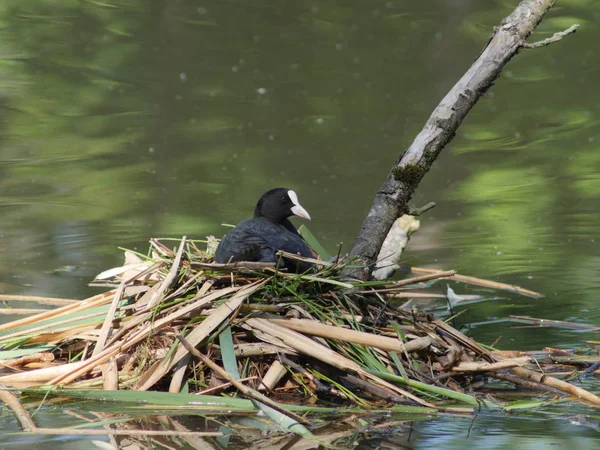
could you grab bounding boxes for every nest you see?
[1,236,599,421]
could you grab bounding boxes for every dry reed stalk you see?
[239,327,299,354]
[150,238,175,257]
[102,357,119,390]
[146,236,187,309]
[241,304,282,313]
[169,354,191,393]
[233,342,297,357]
[196,279,215,297]
[247,318,364,372]
[0,352,54,368]
[277,251,333,267]
[451,357,531,372]
[0,308,47,315]
[410,267,542,298]
[191,261,275,271]
[93,280,127,357]
[509,366,600,406]
[490,372,565,395]
[26,326,101,345]
[0,361,88,385]
[258,360,287,391]
[132,283,162,309]
[0,294,78,306]
[267,318,435,353]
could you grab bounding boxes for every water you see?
[0,0,599,447]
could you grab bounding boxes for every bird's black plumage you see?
[215,188,313,273]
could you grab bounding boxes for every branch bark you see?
[344,0,575,281]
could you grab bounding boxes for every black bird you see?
[214,188,313,272]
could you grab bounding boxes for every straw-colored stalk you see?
[267,318,434,353]
[245,318,436,408]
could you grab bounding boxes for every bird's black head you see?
[254,187,311,224]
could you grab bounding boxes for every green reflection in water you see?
[568,145,600,197]
[446,168,556,274]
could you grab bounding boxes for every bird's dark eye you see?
[281,197,286,202]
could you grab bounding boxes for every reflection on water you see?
[411,414,600,450]
[1,406,599,449]
[0,0,599,447]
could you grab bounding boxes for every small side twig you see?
[408,201,436,216]
[523,24,579,49]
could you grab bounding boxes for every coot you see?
[214,188,313,272]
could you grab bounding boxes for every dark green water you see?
[1,1,599,448]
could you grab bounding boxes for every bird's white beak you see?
[291,204,311,220]
[288,190,311,220]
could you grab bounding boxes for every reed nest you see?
[1,236,599,419]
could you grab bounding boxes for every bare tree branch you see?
[343,0,576,281]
